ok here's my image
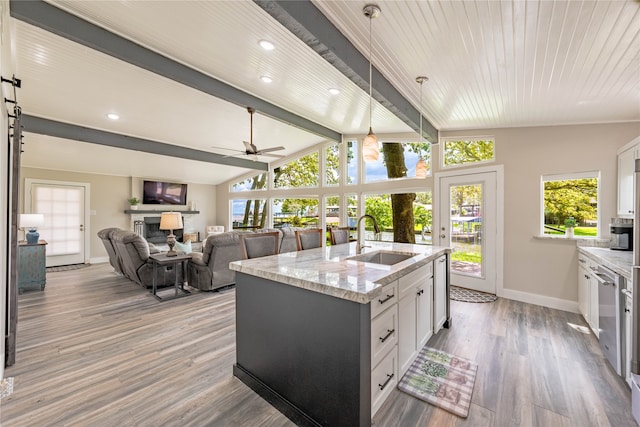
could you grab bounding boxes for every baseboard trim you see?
[500,288,578,313]
[90,257,109,264]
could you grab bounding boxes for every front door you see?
[26,180,87,267]
[437,170,498,294]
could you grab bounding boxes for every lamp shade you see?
[415,159,428,178]
[159,212,183,230]
[362,129,379,162]
[19,214,44,229]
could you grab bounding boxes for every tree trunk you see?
[382,143,416,243]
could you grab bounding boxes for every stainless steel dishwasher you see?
[593,264,624,376]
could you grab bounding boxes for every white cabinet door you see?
[433,255,447,332]
[398,290,416,376]
[416,278,433,349]
[617,145,636,217]
[589,271,599,338]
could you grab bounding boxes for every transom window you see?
[441,137,495,169]
[364,141,431,183]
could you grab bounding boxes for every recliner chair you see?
[187,231,243,291]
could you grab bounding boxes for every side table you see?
[18,240,47,294]
[149,252,192,301]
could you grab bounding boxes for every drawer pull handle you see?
[380,329,395,343]
[417,289,424,296]
[439,258,446,263]
[379,373,394,391]
[378,294,394,304]
[578,259,586,264]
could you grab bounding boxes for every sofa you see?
[98,228,182,288]
[187,227,302,291]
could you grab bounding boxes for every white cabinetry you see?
[370,282,398,416]
[433,254,448,333]
[398,264,433,377]
[617,139,640,218]
[577,254,599,337]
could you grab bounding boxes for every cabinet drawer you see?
[371,346,397,417]
[399,264,432,293]
[371,304,397,367]
[371,282,398,319]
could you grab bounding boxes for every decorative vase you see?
[566,227,574,238]
[130,205,138,210]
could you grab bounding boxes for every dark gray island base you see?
[231,242,452,427]
[234,272,371,427]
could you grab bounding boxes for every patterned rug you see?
[46,264,90,272]
[398,347,478,418]
[450,286,497,303]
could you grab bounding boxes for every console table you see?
[18,240,47,294]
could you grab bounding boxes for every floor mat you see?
[398,347,478,418]
[450,286,497,303]
[46,264,90,272]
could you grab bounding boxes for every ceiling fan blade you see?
[257,152,286,158]
[242,140,253,152]
[257,146,285,153]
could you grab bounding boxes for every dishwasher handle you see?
[591,271,615,287]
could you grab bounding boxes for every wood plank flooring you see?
[1,263,636,426]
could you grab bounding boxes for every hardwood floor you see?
[1,263,636,426]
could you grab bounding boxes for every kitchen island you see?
[229,241,451,427]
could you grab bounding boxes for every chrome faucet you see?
[356,214,381,254]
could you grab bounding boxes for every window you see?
[273,197,319,228]
[324,143,340,186]
[274,151,319,189]
[542,172,599,237]
[441,138,495,168]
[346,140,358,185]
[231,199,266,230]
[364,191,432,245]
[230,172,268,192]
[365,141,431,183]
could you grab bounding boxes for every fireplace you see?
[143,216,184,244]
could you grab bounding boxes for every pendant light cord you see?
[368,13,373,130]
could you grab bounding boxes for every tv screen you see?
[142,180,188,205]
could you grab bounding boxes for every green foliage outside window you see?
[443,139,494,167]
[274,152,319,189]
[543,178,598,235]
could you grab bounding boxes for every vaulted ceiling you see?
[7,0,640,185]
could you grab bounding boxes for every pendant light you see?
[362,4,381,163]
[415,76,429,178]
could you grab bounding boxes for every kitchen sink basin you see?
[346,250,417,266]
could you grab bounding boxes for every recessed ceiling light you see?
[328,88,340,95]
[106,113,120,120]
[260,75,273,83]
[259,40,275,51]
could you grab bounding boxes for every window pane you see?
[274,152,319,189]
[346,194,358,233]
[543,177,598,237]
[363,192,432,245]
[231,172,268,192]
[442,139,495,168]
[450,184,482,277]
[365,141,430,183]
[325,143,340,186]
[325,195,339,245]
[231,199,266,230]
[347,140,358,185]
[274,198,319,228]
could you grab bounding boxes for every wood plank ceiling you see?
[8,0,640,185]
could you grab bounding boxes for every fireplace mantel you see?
[124,210,200,214]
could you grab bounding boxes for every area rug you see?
[450,285,497,303]
[398,347,478,418]
[46,264,90,272]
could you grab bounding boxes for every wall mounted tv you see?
[142,180,188,205]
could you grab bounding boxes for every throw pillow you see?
[174,240,192,254]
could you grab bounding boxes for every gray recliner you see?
[97,227,123,274]
[187,231,243,291]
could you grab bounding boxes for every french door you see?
[436,169,499,294]
[25,179,88,267]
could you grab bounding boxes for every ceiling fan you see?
[212,107,286,160]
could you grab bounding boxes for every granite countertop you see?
[229,241,451,304]
[577,246,634,282]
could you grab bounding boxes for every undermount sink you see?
[346,250,417,266]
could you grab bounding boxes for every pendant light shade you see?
[362,4,381,163]
[415,75,429,178]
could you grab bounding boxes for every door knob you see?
[440,234,446,239]
[80,224,84,231]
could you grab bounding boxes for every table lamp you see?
[159,212,183,257]
[19,214,44,244]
